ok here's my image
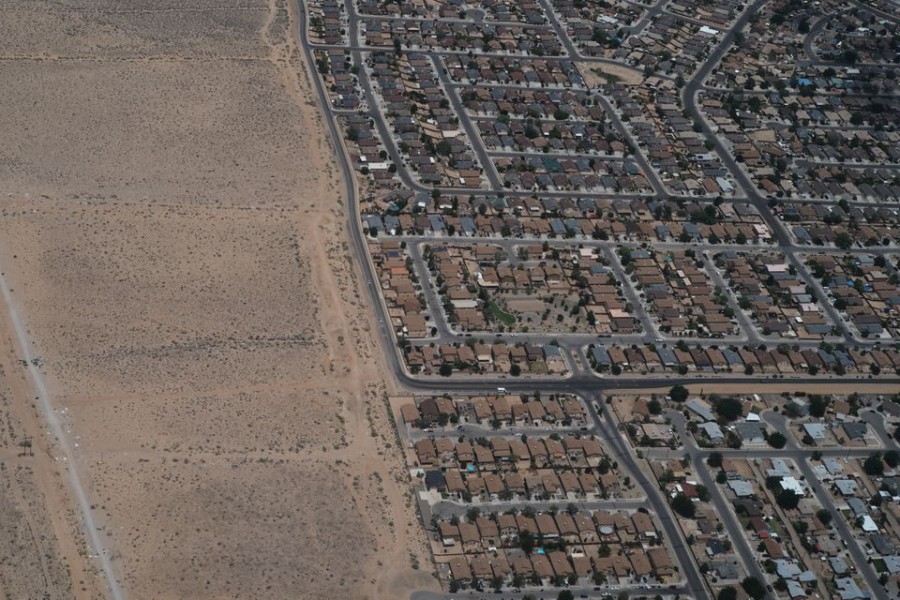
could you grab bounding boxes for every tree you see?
[696,484,711,502]
[767,432,787,449]
[776,489,801,510]
[707,452,723,468]
[884,450,900,468]
[439,363,453,377]
[715,397,743,421]
[809,395,828,418]
[510,364,522,377]
[671,493,696,518]
[816,509,833,527]
[520,530,535,555]
[648,398,662,415]
[835,232,854,250]
[557,591,574,600]
[742,576,766,600]
[669,384,689,403]
[718,586,738,600]
[863,452,885,476]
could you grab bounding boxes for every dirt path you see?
[0,274,103,599]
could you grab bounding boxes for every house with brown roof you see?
[549,551,574,577]
[470,554,494,582]
[458,521,482,553]
[632,512,657,540]
[511,556,534,577]
[554,513,580,544]
[439,522,460,546]
[497,513,518,543]
[414,439,437,465]
[531,554,554,580]
[476,517,500,549]
[629,549,652,577]
[574,512,598,544]
[648,547,674,578]
[449,556,471,582]
[536,513,560,539]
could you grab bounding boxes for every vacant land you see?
[0,0,432,598]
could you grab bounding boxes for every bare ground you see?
[0,0,434,598]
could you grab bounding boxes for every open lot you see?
[0,0,432,598]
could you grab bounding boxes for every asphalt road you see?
[670,412,771,597]
[762,413,885,596]
[680,0,857,346]
[587,397,710,599]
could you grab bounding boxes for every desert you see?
[0,0,432,598]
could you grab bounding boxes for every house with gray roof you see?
[803,423,827,441]
[829,557,849,575]
[835,577,866,599]
[699,422,724,442]
[785,580,805,600]
[774,559,801,579]
[842,422,868,441]
[735,421,767,444]
[686,399,715,422]
[727,480,755,498]
[834,479,858,496]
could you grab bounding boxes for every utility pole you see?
[19,435,33,457]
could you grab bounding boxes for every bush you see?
[863,453,885,476]
[718,587,737,600]
[741,576,766,600]
[671,493,696,518]
[767,432,787,449]
[777,489,801,510]
[809,395,828,418]
[715,397,743,421]
[669,384,689,403]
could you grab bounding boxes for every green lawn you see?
[487,302,517,325]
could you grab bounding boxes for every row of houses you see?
[399,393,587,430]
[362,17,563,56]
[438,509,676,587]
[414,434,607,470]
[363,191,772,246]
[588,342,900,376]
[781,202,900,247]
[627,247,739,337]
[703,88,899,201]
[306,0,344,45]
[714,251,836,340]
[357,0,547,23]
[368,51,485,188]
[426,242,639,334]
[805,253,900,338]
[607,82,739,197]
[404,341,569,375]
[369,240,430,337]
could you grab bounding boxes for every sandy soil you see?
[0,324,93,599]
[578,61,646,87]
[0,0,433,598]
